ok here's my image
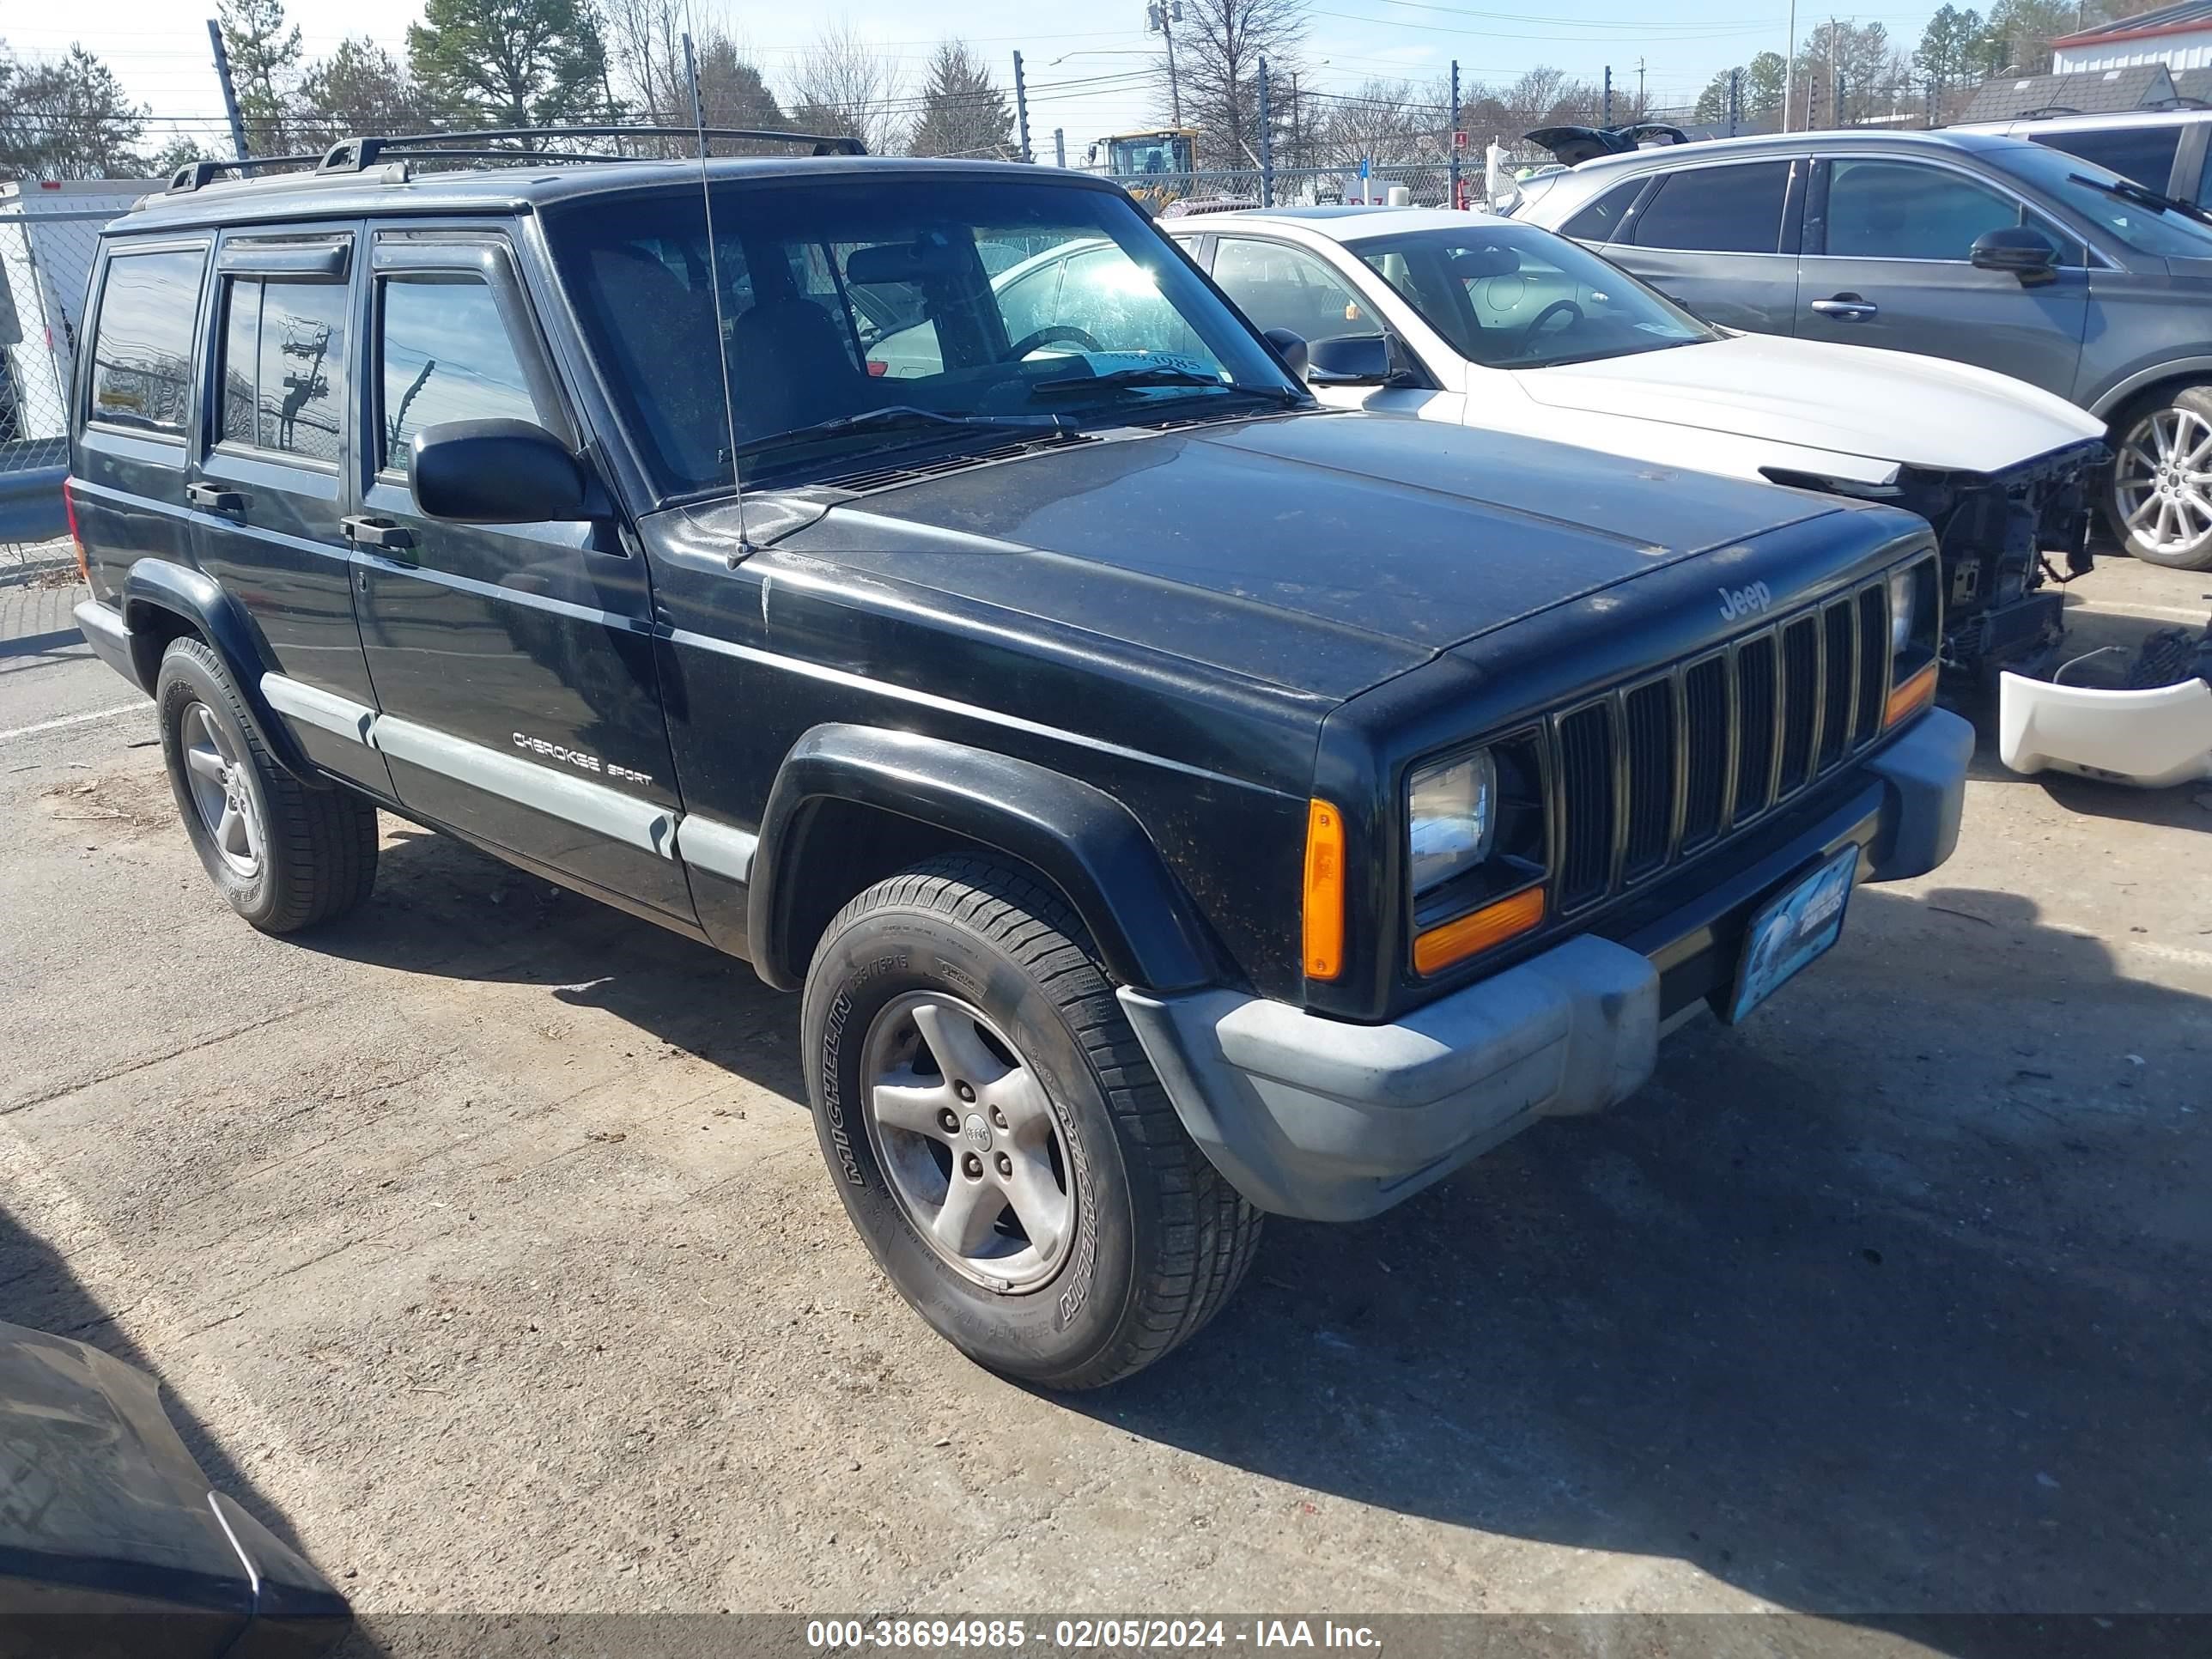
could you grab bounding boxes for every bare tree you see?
[788,22,903,155]
[1165,0,1304,170]
[601,0,791,154]
[1310,77,1449,168]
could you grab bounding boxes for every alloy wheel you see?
[2115,404,2212,559]
[180,702,263,877]
[859,990,1077,1294]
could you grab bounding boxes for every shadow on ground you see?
[293,829,2212,1644]
[0,1203,386,1654]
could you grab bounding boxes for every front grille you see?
[1549,578,1893,915]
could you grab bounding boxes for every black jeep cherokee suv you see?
[68,142,1971,1387]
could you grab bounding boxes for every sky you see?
[27,0,1965,161]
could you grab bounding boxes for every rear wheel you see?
[800,854,1261,1389]
[2109,386,2212,570]
[156,638,379,933]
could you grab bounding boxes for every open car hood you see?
[1522,123,1692,166]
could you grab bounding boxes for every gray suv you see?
[1515,128,2212,570]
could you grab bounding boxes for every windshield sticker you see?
[1071,351,1220,379]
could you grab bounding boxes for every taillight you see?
[64,477,88,584]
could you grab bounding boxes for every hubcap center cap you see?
[962,1112,993,1153]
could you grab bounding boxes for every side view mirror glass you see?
[410,418,590,525]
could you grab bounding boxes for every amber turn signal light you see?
[1884,660,1937,729]
[1413,885,1546,976]
[1303,799,1346,981]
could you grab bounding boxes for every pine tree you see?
[218,0,304,152]
[907,40,1014,160]
[406,0,612,137]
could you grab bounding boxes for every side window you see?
[1211,239,1379,343]
[1052,246,1208,358]
[216,277,346,464]
[1560,178,1647,243]
[88,248,204,435]
[377,276,542,473]
[2034,125,2182,194]
[1825,160,2020,261]
[1632,162,1790,254]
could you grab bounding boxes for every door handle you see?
[341,515,416,554]
[185,482,248,514]
[1810,295,1879,321]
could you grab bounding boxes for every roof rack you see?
[2014,105,2086,120]
[167,153,324,194]
[317,125,866,174]
[2143,95,2212,111]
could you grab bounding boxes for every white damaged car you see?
[1164,206,2111,678]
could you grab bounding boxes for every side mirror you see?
[1262,327,1309,380]
[1969,225,2060,286]
[1306,333,1394,386]
[410,419,589,524]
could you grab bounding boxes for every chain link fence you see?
[2,204,118,557]
[1110,161,1480,216]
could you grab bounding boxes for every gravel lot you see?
[1,550,2206,1652]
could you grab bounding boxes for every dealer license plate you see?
[1724,846,1859,1024]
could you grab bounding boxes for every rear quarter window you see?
[88,247,206,436]
[1559,178,1647,243]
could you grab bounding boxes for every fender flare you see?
[747,724,1220,995]
[120,559,318,781]
[2086,355,2212,422]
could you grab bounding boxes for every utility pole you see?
[1448,58,1461,210]
[207,17,251,167]
[1149,2,1184,129]
[1636,57,1646,112]
[1258,58,1274,206]
[1054,127,1066,167]
[1829,15,1841,128]
[1728,67,1741,136]
[1012,51,1033,163]
[1784,0,1798,131]
[1602,64,1613,126]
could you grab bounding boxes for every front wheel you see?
[800,854,1261,1389]
[2108,386,2212,570]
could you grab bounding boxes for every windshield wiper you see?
[1031,366,1305,408]
[2068,170,2212,225]
[731,404,1059,459]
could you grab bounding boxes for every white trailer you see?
[0,178,160,541]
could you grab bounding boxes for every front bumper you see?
[1123,708,1972,1221]
[1998,670,2212,789]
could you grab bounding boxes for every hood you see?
[1515,332,2107,476]
[786,412,1859,700]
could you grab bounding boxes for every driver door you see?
[1797,155,2088,396]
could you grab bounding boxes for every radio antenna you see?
[684,18,749,550]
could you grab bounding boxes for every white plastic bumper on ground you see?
[1997,671,2212,789]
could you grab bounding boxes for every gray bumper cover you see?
[1123,708,1972,1222]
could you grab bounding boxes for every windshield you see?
[1346,223,1716,369]
[1984,141,2212,259]
[545,176,1300,496]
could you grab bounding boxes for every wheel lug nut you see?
[938,1109,958,1133]
[990,1106,1008,1130]
[994,1152,1012,1177]
[954,1080,975,1103]
[962,1153,983,1179]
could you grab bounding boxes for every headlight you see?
[1408,749,1497,895]
[1887,566,1919,657]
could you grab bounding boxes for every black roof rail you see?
[2143,95,2212,111]
[317,125,866,174]
[167,153,323,193]
[2014,105,2085,120]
